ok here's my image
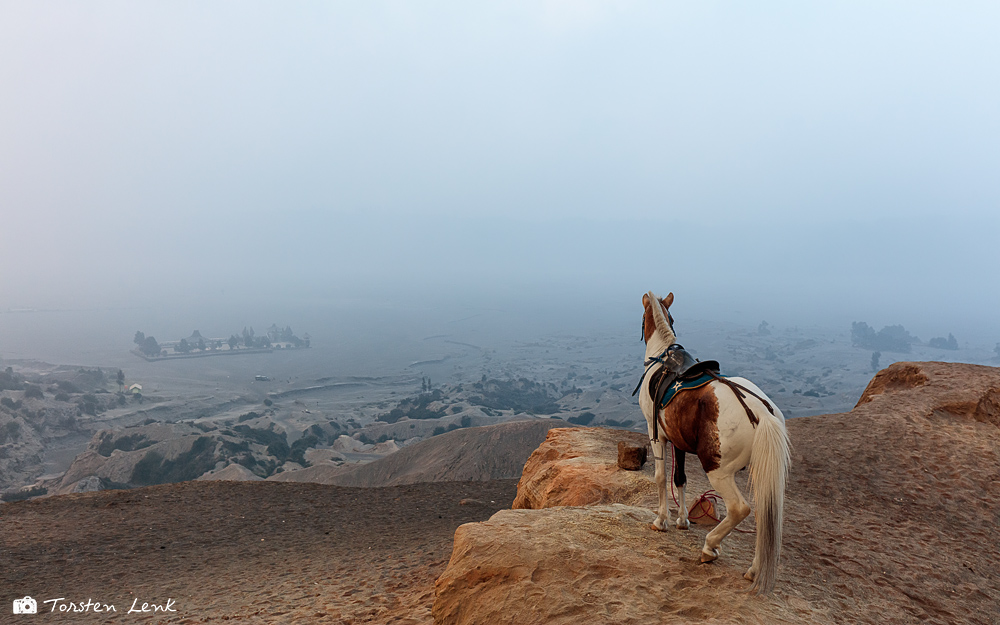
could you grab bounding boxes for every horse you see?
[637,291,791,594]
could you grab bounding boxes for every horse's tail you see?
[748,405,791,595]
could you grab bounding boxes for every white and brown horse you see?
[639,291,790,594]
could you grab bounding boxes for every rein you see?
[632,345,678,449]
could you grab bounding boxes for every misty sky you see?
[2,2,999,341]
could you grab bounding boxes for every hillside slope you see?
[270,419,569,487]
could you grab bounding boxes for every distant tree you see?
[134,331,146,345]
[282,326,295,342]
[23,384,44,399]
[758,321,771,336]
[228,335,239,350]
[878,325,915,352]
[243,327,255,348]
[141,336,161,357]
[852,322,877,348]
[176,338,191,354]
[198,338,206,351]
[929,333,959,350]
[0,367,22,392]
[871,351,881,372]
[117,369,125,393]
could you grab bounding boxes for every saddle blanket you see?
[658,372,716,408]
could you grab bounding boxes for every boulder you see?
[617,440,647,470]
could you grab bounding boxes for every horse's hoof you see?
[700,549,719,564]
[649,523,667,532]
[676,519,690,530]
[744,569,757,582]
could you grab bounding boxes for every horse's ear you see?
[661,292,674,309]
[642,293,650,309]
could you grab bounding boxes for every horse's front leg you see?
[650,438,672,531]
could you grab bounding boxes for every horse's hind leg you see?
[673,446,690,530]
[650,438,672,531]
[699,470,751,563]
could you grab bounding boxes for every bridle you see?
[640,309,674,343]
[634,304,676,402]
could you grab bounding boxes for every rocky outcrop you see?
[330,434,368,453]
[857,361,1000,428]
[511,428,659,509]
[434,504,787,625]
[70,475,105,493]
[57,450,109,493]
[303,448,346,465]
[196,463,263,481]
[434,362,1000,625]
[51,418,313,492]
[55,436,209,495]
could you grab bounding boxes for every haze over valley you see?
[2,3,999,623]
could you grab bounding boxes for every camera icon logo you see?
[13,596,37,614]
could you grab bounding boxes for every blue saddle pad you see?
[658,372,716,408]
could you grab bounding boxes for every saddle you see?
[635,344,775,441]
[646,345,721,408]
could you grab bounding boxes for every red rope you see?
[667,444,754,534]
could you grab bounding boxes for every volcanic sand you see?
[1,480,518,624]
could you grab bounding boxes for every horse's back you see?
[720,377,784,421]
[709,377,782,471]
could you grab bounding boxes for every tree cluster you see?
[928,333,959,350]
[851,322,916,353]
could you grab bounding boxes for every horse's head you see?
[641,291,676,346]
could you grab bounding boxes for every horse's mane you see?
[647,291,676,344]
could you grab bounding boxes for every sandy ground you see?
[1,479,518,624]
